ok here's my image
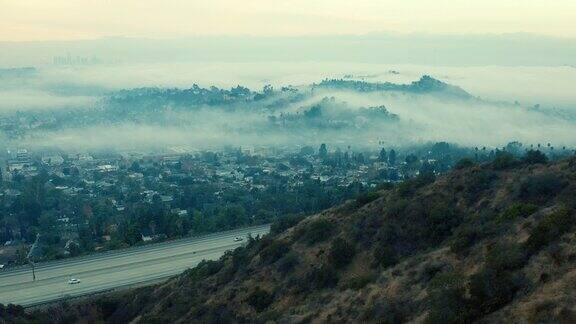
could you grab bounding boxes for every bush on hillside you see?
[455,158,475,170]
[485,242,527,272]
[375,182,395,191]
[185,259,224,282]
[246,288,274,312]
[397,172,436,197]
[427,272,472,324]
[427,204,462,244]
[297,218,335,245]
[450,226,481,256]
[270,214,305,235]
[304,264,339,290]
[496,203,538,223]
[464,170,497,201]
[343,272,376,290]
[355,191,380,207]
[277,252,299,274]
[96,299,120,318]
[373,243,398,268]
[518,174,567,204]
[491,152,518,170]
[468,269,524,316]
[522,150,548,165]
[260,240,290,264]
[0,304,26,317]
[467,242,527,316]
[329,238,356,268]
[362,298,406,323]
[525,208,575,254]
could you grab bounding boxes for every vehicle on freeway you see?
[0,264,4,269]
[68,278,81,284]
[233,237,244,242]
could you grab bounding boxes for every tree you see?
[263,84,273,95]
[129,161,141,172]
[389,149,397,165]
[455,158,475,170]
[318,143,328,158]
[522,150,548,165]
[491,152,517,170]
[379,148,388,162]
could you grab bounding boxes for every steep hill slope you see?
[3,155,576,323]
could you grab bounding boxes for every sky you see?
[1,0,576,41]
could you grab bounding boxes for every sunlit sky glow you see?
[1,0,575,41]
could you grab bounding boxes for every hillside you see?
[3,154,576,323]
[316,75,473,99]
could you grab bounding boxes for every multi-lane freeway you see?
[0,225,269,307]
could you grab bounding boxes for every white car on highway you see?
[233,237,244,242]
[68,278,81,285]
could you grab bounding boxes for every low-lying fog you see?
[1,62,575,151]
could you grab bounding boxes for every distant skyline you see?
[1,0,576,41]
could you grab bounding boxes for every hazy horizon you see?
[1,33,575,67]
[2,0,576,41]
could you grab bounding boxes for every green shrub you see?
[246,288,274,312]
[373,243,398,268]
[449,227,480,256]
[0,304,26,317]
[428,243,528,323]
[397,173,436,197]
[329,238,356,268]
[277,252,299,274]
[522,150,548,165]
[305,264,339,289]
[343,273,376,290]
[491,152,518,170]
[525,208,575,254]
[454,158,475,170]
[230,246,251,272]
[96,299,120,318]
[427,204,462,244]
[270,214,305,235]
[496,203,538,223]
[465,242,527,316]
[185,259,223,281]
[260,240,290,264]
[427,272,472,324]
[298,218,335,245]
[355,191,380,207]
[464,170,497,201]
[468,268,524,315]
[518,174,567,204]
[362,298,405,323]
[485,242,527,272]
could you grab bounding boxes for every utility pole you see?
[27,233,41,281]
[30,260,36,281]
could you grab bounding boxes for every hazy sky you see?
[1,0,575,41]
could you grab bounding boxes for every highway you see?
[0,225,269,307]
